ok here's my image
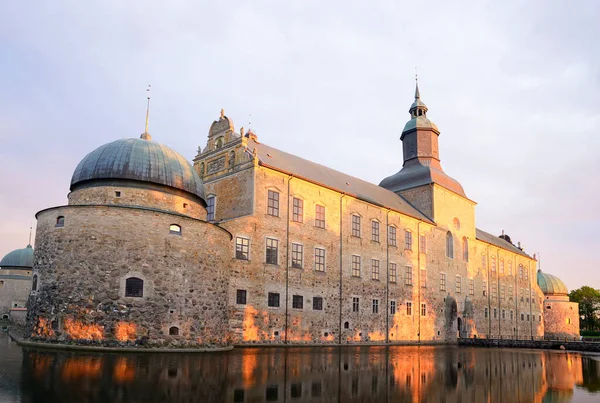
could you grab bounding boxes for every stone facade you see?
[542,295,579,339]
[192,109,546,346]
[0,268,32,316]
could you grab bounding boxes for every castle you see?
[1,85,579,347]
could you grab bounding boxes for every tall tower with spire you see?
[380,82,474,228]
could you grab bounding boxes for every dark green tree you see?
[569,286,600,332]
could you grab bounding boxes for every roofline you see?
[34,204,233,240]
[393,182,477,205]
[474,236,533,259]
[257,161,435,225]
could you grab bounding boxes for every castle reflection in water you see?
[13,345,600,402]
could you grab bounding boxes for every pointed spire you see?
[141,85,152,141]
[28,225,32,247]
[414,67,420,99]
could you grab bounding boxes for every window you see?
[501,285,505,300]
[388,226,397,246]
[291,243,303,268]
[483,280,487,296]
[371,221,380,242]
[510,310,514,320]
[206,196,216,221]
[455,276,462,293]
[215,137,224,149]
[169,224,181,235]
[491,256,496,273]
[420,303,427,317]
[236,289,247,304]
[125,277,144,298]
[314,248,325,272]
[521,313,524,321]
[351,255,361,277]
[519,264,524,279]
[236,237,250,260]
[481,253,486,268]
[462,237,468,261]
[267,190,279,217]
[344,321,349,329]
[292,295,303,309]
[446,232,453,258]
[390,301,396,315]
[351,215,361,237]
[406,302,413,315]
[491,283,497,299]
[313,296,323,311]
[266,238,278,264]
[389,263,397,283]
[494,308,497,319]
[292,198,303,222]
[370,259,380,280]
[115,191,121,197]
[56,216,65,227]
[469,279,474,295]
[484,308,489,318]
[420,269,427,288]
[372,299,379,314]
[32,274,38,291]
[440,273,446,291]
[419,235,427,254]
[268,292,280,307]
[233,389,244,403]
[500,259,504,275]
[453,217,461,230]
[405,266,413,286]
[352,297,360,312]
[404,230,413,250]
[508,260,513,276]
[266,385,278,401]
[527,314,530,321]
[291,383,302,398]
[315,205,325,228]
[312,382,322,397]
[169,326,179,336]
[509,285,513,298]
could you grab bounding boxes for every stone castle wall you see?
[543,296,579,339]
[0,268,32,315]
[68,183,206,220]
[27,203,231,348]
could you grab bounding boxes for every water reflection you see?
[9,340,600,402]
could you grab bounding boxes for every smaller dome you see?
[537,271,569,296]
[0,245,34,269]
[402,116,440,134]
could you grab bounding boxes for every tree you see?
[569,286,600,332]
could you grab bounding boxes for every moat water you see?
[1,333,599,403]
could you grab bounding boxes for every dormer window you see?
[215,137,224,149]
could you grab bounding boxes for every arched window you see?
[125,277,144,298]
[169,224,181,235]
[169,326,179,336]
[446,232,454,258]
[344,321,349,329]
[31,274,38,291]
[215,137,224,149]
[462,237,468,262]
[453,218,460,230]
[56,216,65,227]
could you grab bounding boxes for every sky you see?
[0,1,598,290]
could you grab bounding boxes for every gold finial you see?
[220,108,225,119]
[144,85,151,134]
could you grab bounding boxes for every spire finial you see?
[28,225,32,246]
[414,67,420,100]
[220,108,225,119]
[141,85,152,140]
[145,85,151,133]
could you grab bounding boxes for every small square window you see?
[313,296,323,311]
[268,292,280,308]
[115,191,121,197]
[292,295,303,309]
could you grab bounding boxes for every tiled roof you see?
[475,228,532,258]
[245,139,434,223]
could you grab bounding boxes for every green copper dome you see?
[537,270,569,296]
[0,245,34,269]
[70,135,205,201]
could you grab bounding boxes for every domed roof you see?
[402,116,440,134]
[537,270,569,296]
[0,245,34,269]
[70,135,205,201]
